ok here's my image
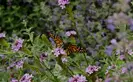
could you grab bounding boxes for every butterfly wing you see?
[66,44,86,55]
[49,33,63,48]
[48,33,86,55]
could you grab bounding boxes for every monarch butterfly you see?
[48,32,86,55]
[65,44,86,55]
[48,32,63,48]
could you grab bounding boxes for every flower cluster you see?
[40,52,48,62]
[68,74,87,82]
[121,67,128,74]
[108,12,129,25]
[7,60,24,69]
[65,30,77,37]
[53,47,66,57]
[15,60,24,69]
[128,49,133,55]
[106,12,130,31]
[105,46,113,56]
[0,32,5,38]
[110,39,117,45]
[12,38,24,52]
[119,55,125,60]
[58,0,70,9]
[10,78,18,82]
[85,65,101,74]
[106,18,115,32]
[11,74,33,82]
[115,39,133,57]
[104,78,113,82]
[19,74,33,82]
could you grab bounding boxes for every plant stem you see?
[40,62,59,82]
[66,6,88,65]
[56,57,73,76]
[70,61,90,81]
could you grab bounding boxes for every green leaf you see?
[41,34,52,48]
[53,63,62,73]
[67,37,76,44]
[40,2,51,16]
[24,63,41,74]
[0,39,9,47]
[0,72,9,81]
[22,47,32,56]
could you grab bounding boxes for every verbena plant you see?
[0,0,133,82]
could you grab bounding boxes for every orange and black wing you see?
[48,33,63,48]
[65,44,86,55]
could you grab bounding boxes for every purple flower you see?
[61,57,68,63]
[19,74,33,82]
[66,31,71,36]
[107,24,115,32]
[126,63,133,71]
[105,46,113,56]
[10,78,18,82]
[7,63,16,69]
[85,65,101,74]
[15,60,24,69]
[104,78,112,82]
[119,55,125,60]
[12,38,24,52]
[40,52,48,62]
[128,19,133,31]
[65,30,77,37]
[130,25,133,31]
[68,74,87,82]
[110,39,117,45]
[128,19,133,25]
[70,31,77,35]
[58,0,69,9]
[128,50,133,55]
[0,33,5,38]
[106,18,113,24]
[121,67,128,74]
[53,48,66,57]
[7,60,24,69]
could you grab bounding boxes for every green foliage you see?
[1,0,133,82]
